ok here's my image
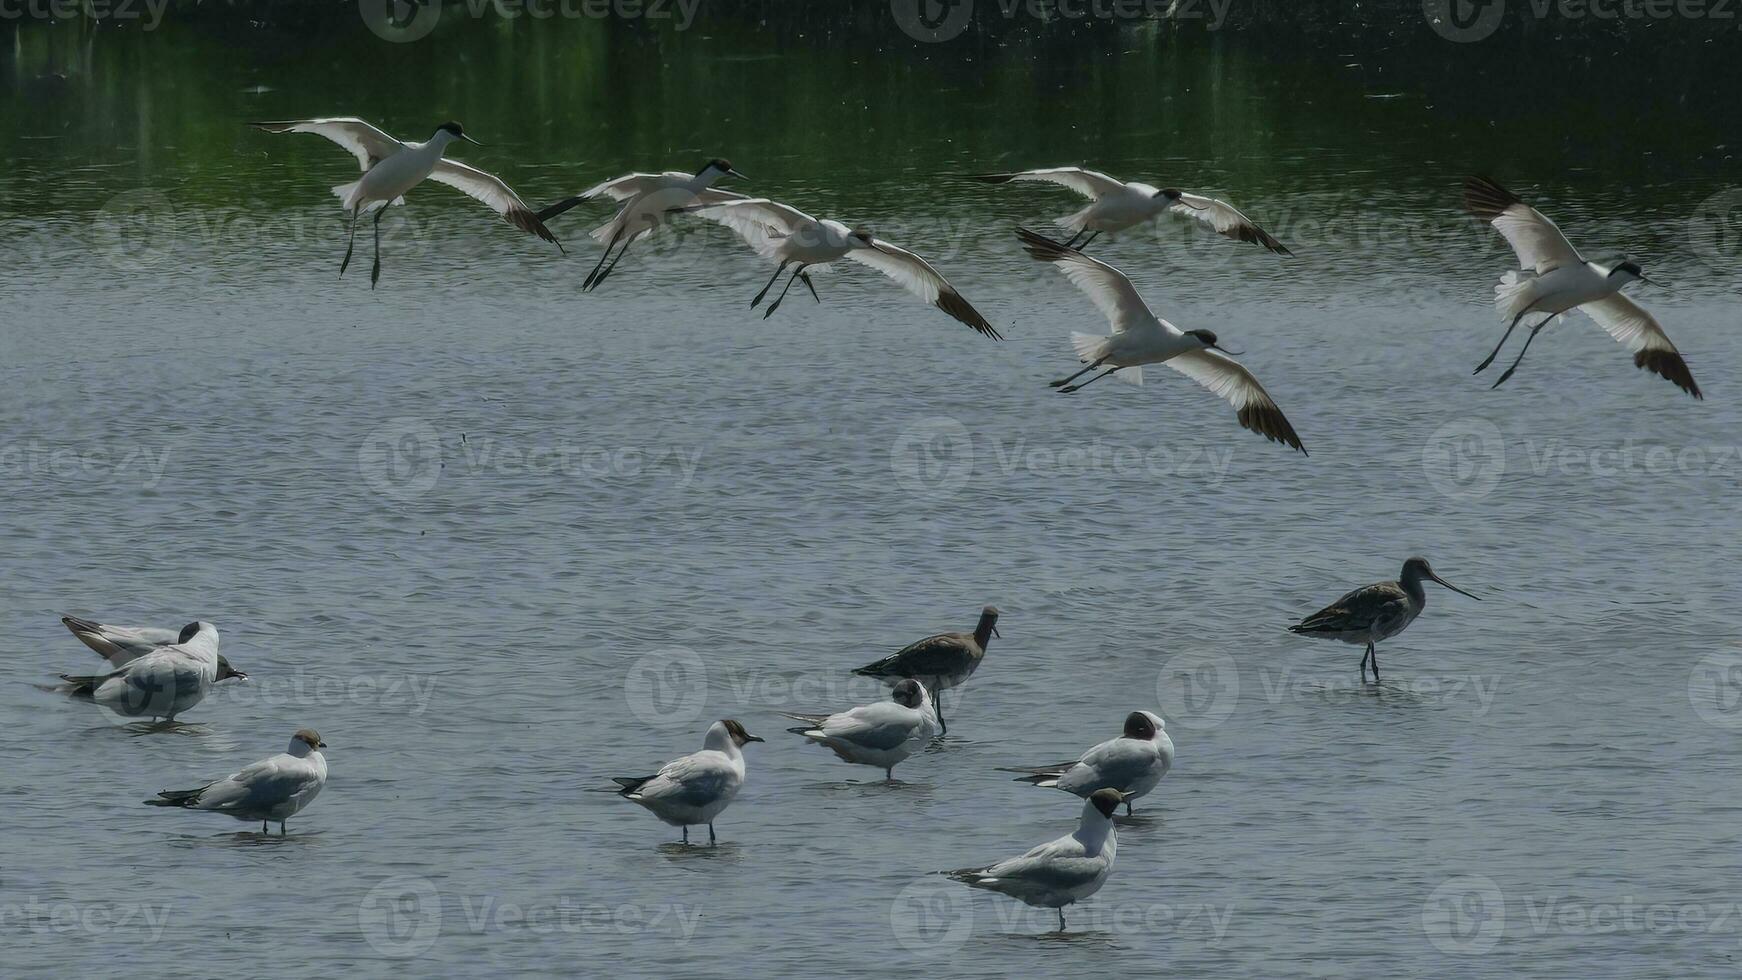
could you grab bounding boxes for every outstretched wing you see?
[1017,227,1155,334]
[428,159,562,248]
[1164,349,1307,453]
[847,239,1000,339]
[1168,193,1291,255]
[1463,176,1582,273]
[683,197,817,259]
[969,167,1127,200]
[1581,292,1701,398]
[250,118,405,172]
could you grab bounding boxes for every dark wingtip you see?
[966,173,1015,184]
[1634,348,1702,399]
[1463,175,1521,221]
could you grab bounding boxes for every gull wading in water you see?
[145,729,328,834]
[59,621,243,721]
[782,679,940,780]
[1019,227,1307,453]
[946,788,1127,932]
[1463,175,1700,397]
[999,711,1173,816]
[533,158,747,292]
[614,719,763,844]
[851,606,999,735]
[971,167,1291,253]
[251,118,561,287]
[1289,557,1482,682]
[60,614,247,682]
[679,197,1001,337]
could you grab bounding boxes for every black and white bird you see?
[60,614,247,683]
[145,729,328,834]
[251,118,561,287]
[534,158,748,292]
[999,711,1173,816]
[1463,176,1700,397]
[782,679,940,780]
[1020,228,1306,453]
[678,197,1001,337]
[613,719,763,844]
[946,788,1127,932]
[972,166,1290,253]
[1289,557,1481,682]
[59,621,243,721]
[851,606,999,735]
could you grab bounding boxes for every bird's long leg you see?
[934,681,947,736]
[1474,306,1540,374]
[1125,799,1133,817]
[370,207,384,289]
[280,821,287,835]
[752,261,789,307]
[1064,229,1084,248]
[1059,367,1122,393]
[1370,645,1381,682]
[261,819,267,833]
[708,823,717,845]
[1491,316,1555,389]
[583,227,625,291]
[1058,909,1067,931]
[800,271,821,304]
[339,206,360,279]
[1077,231,1100,250]
[1360,642,1373,683]
[762,264,807,319]
[588,235,637,292]
[1050,357,1106,389]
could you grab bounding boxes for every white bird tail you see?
[330,182,398,213]
[1494,270,1537,321]
[1070,332,1142,386]
[1056,204,1094,235]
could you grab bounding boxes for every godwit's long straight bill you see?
[1462,175,1699,398]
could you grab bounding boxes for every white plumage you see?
[783,679,939,780]
[946,789,1126,931]
[614,720,763,844]
[146,729,328,834]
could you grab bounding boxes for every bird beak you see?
[727,168,747,181]
[744,733,765,743]
[1212,343,1245,357]
[991,625,1002,639]
[1430,573,1482,601]
[462,134,485,146]
[318,740,328,748]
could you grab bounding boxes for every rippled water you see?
[4,13,1742,978]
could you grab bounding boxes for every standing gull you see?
[613,719,763,844]
[946,788,1127,932]
[1289,557,1482,682]
[59,621,243,721]
[1020,228,1306,453]
[783,679,940,780]
[1463,175,1699,397]
[999,711,1173,816]
[851,606,999,735]
[971,167,1290,253]
[533,158,747,292]
[251,118,561,287]
[145,729,328,834]
[60,614,247,681]
[679,197,1001,337]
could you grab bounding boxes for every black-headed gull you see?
[613,719,763,844]
[782,679,940,780]
[250,118,562,288]
[1463,176,1699,397]
[532,159,747,292]
[145,729,328,834]
[59,621,243,721]
[1289,557,1482,682]
[971,166,1290,254]
[1000,711,1173,815]
[946,788,1126,932]
[1019,227,1307,454]
[60,614,247,680]
[851,606,999,735]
